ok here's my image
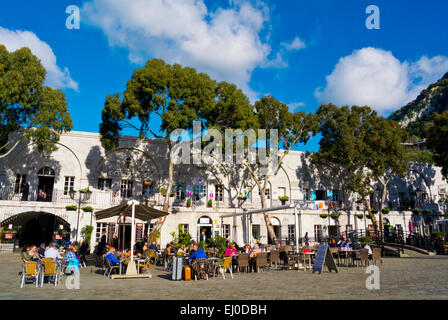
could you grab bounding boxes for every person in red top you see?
[224,243,237,256]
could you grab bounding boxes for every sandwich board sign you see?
[312,245,338,274]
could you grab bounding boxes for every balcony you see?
[0,187,165,209]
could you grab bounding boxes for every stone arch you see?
[5,141,83,190]
[1,211,71,247]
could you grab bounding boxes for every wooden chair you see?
[20,261,40,288]
[214,256,233,280]
[269,250,280,269]
[255,252,269,272]
[237,253,250,273]
[372,248,383,266]
[354,249,370,267]
[40,260,59,287]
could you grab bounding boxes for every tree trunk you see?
[378,180,388,242]
[364,196,379,238]
[260,185,277,245]
[148,156,174,244]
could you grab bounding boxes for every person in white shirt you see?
[44,241,62,260]
[363,243,372,255]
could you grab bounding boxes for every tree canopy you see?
[0,45,72,157]
[427,110,448,180]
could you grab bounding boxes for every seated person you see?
[189,244,208,260]
[63,246,81,273]
[22,245,40,262]
[38,243,46,259]
[189,244,210,280]
[137,244,150,259]
[363,243,372,255]
[105,246,120,266]
[44,242,62,260]
[345,240,353,249]
[243,244,251,254]
[149,241,159,253]
[250,247,261,258]
[256,240,263,248]
[177,244,187,255]
[336,239,344,248]
[303,245,311,253]
[225,243,237,256]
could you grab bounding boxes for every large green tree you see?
[243,95,319,243]
[427,111,448,181]
[99,58,215,241]
[313,104,408,239]
[0,45,72,157]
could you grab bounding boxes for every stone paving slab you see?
[1,253,447,300]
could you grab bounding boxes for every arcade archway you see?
[0,212,70,247]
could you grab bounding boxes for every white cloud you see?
[315,47,448,114]
[82,0,303,100]
[281,36,306,51]
[0,26,78,91]
[288,101,305,112]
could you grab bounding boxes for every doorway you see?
[328,225,339,238]
[197,216,213,243]
[37,167,55,202]
[118,224,132,252]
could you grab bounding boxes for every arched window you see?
[38,167,55,177]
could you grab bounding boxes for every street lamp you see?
[69,188,92,242]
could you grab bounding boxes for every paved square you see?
[1,252,447,300]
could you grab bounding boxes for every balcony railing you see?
[0,187,166,208]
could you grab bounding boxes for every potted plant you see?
[237,193,247,200]
[207,199,213,208]
[279,195,289,205]
[330,212,341,219]
[356,214,364,219]
[360,236,371,245]
[320,213,328,219]
[82,206,94,212]
[207,235,227,265]
[81,225,94,245]
[381,208,390,215]
[65,205,77,211]
[186,198,192,207]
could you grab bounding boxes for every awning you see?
[95,203,169,221]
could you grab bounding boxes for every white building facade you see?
[0,131,447,250]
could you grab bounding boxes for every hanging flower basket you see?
[330,212,341,219]
[319,213,328,219]
[356,214,364,219]
[381,208,391,214]
[370,209,379,214]
[82,206,94,212]
[366,213,374,220]
[65,205,78,211]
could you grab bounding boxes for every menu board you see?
[312,245,338,274]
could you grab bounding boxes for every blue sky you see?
[1,0,448,152]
